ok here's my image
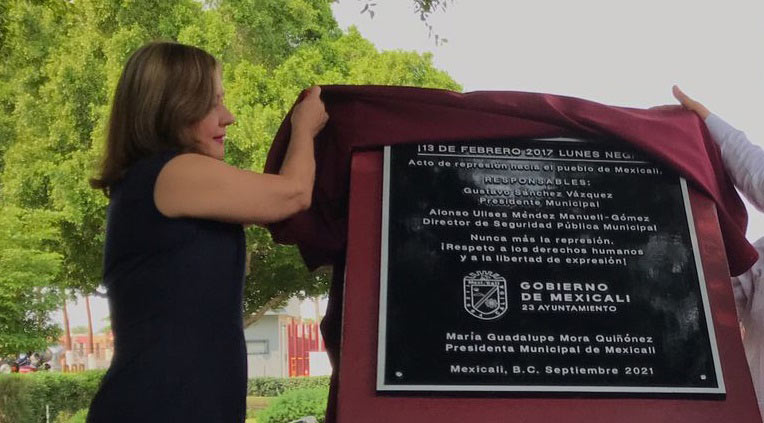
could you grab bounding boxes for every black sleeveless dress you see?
[87,151,247,423]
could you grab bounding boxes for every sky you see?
[55,0,764,334]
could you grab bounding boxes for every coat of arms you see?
[463,270,508,320]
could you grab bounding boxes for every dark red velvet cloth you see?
[264,85,757,276]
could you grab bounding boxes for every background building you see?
[244,297,330,378]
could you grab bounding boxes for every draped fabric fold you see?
[265,85,756,276]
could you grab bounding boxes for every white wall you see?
[243,315,287,378]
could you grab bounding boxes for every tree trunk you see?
[84,295,94,355]
[62,297,72,351]
[243,292,290,327]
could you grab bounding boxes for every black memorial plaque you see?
[377,138,724,395]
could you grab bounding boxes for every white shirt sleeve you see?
[734,238,763,322]
[705,114,764,212]
[733,237,764,416]
[706,114,764,415]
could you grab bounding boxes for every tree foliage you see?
[0,0,460,353]
[0,206,62,355]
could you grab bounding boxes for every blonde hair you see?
[91,42,218,195]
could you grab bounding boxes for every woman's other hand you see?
[154,86,329,226]
[672,85,711,120]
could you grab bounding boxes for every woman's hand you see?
[672,85,711,120]
[154,86,329,226]
[291,86,329,138]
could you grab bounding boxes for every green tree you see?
[0,0,460,352]
[0,206,62,355]
[219,0,340,68]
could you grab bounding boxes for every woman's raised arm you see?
[154,86,328,225]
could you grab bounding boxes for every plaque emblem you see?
[463,270,508,320]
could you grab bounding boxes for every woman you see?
[87,42,327,422]
[674,85,763,416]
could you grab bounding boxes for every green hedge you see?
[67,409,88,423]
[53,408,88,423]
[0,371,104,423]
[0,372,330,423]
[0,374,32,423]
[247,376,330,397]
[256,386,329,423]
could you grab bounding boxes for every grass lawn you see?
[246,396,272,422]
[247,395,272,410]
